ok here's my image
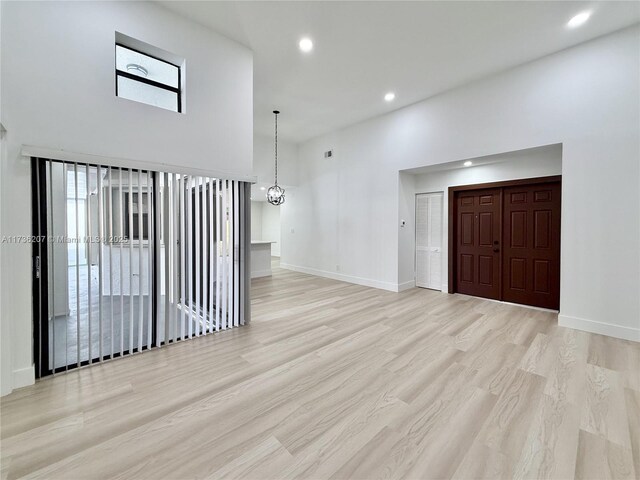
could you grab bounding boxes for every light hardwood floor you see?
[1,266,638,479]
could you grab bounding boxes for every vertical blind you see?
[32,158,251,377]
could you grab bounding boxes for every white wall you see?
[286,26,640,341]
[251,201,263,242]
[403,144,562,293]
[0,1,253,395]
[0,2,8,393]
[250,200,281,257]
[252,133,299,191]
[261,204,281,257]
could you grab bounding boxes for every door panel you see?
[510,257,526,290]
[510,211,527,247]
[416,192,443,291]
[456,188,501,300]
[502,183,560,309]
[478,255,494,285]
[478,213,494,246]
[461,213,474,245]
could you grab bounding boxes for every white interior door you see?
[416,192,443,290]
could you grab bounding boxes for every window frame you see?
[115,43,182,113]
[123,191,151,242]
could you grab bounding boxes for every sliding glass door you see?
[31,158,251,377]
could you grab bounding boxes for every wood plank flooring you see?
[1,266,638,479]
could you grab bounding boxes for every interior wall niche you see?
[403,144,562,293]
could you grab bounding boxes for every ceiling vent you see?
[324,150,333,158]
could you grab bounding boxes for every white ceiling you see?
[161,1,640,143]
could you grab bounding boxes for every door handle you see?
[493,240,499,253]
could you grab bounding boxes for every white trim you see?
[559,314,640,342]
[13,365,35,390]
[280,263,407,292]
[0,128,6,397]
[22,145,257,183]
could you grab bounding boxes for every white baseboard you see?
[13,365,35,390]
[558,314,640,342]
[251,269,272,279]
[280,263,405,292]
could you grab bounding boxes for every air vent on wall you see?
[324,150,333,158]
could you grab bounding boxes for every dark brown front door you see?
[502,183,561,309]
[450,176,561,310]
[456,188,501,300]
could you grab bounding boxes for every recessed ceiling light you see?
[567,11,591,28]
[299,37,313,53]
[384,92,395,102]
[464,161,473,167]
[260,187,266,191]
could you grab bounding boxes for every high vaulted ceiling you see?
[161,1,640,143]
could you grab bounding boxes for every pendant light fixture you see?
[267,110,285,205]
